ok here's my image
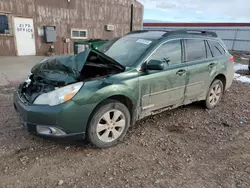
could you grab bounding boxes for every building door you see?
[14,17,36,56]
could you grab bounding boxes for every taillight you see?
[229,56,235,63]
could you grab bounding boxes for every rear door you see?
[184,39,215,104]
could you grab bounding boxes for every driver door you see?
[139,39,187,117]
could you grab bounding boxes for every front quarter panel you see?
[72,69,139,120]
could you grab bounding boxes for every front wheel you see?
[205,79,224,109]
[87,100,131,148]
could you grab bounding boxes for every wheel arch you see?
[204,73,227,99]
[213,74,227,92]
[106,95,134,117]
[86,93,138,132]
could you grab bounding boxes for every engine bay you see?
[20,50,125,103]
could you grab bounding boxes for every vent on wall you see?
[105,25,115,31]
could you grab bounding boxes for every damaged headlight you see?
[33,82,83,106]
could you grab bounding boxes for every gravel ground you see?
[0,81,250,188]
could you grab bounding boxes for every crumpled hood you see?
[31,49,125,86]
[31,49,90,85]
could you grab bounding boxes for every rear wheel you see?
[87,100,130,148]
[205,79,224,109]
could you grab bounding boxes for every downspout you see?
[141,3,144,30]
[130,4,134,32]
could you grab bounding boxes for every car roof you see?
[125,30,219,40]
[124,31,168,40]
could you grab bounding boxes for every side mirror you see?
[146,59,164,70]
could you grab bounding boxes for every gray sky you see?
[138,0,250,22]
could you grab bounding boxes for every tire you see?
[205,79,224,109]
[87,99,131,148]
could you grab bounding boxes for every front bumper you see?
[13,89,94,140]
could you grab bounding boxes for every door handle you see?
[176,69,186,76]
[208,63,216,69]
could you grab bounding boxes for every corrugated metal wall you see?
[143,26,250,52]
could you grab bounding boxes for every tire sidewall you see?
[87,101,131,148]
[205,79,224,109]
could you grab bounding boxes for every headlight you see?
[33,82,83,106]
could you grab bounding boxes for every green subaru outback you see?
[14,30,235,148]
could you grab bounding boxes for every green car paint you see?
[14,30,234,140]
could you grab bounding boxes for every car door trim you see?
[186,81,204,87]
[142,104,155,110]
[142,85,186,98]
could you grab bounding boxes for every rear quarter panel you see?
[224,55,234,90]
[219,39,234,90]
[212,54,234,91]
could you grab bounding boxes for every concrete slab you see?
[0,56,46,86]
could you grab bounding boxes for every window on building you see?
[149,40,182,66]
[208,40,226,57]
[71,29,87,39]
[0,14,9,34]
[185,39,206,62]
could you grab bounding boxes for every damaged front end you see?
[21,76,56,103]
[19,49,125,105]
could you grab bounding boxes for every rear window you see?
[185,39,206,62]
[208,40,226,57]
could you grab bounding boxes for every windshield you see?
[98,37,154,67]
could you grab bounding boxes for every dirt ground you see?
[0,80,250,188]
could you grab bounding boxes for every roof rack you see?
[126,30,168,35]
[162,30,218,37]
[126,30,149,34]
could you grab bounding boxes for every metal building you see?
[144,23,250,52]
[0,0,143,56]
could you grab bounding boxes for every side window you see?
[185,39,206,62]
[149,40,182,66]
[208,40,226,57]
[205,40,213,58]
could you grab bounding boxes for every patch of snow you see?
[234,63,249,72]
[234,73,250,83]
[240,57,249,61]
[234,63,250,84]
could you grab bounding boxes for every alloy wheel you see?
[96,110,126,143]
[208,84,222,106]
